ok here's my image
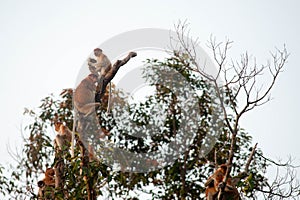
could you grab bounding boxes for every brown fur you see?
[37,168,55,199]
[88,48,112,77]
[73,74,100,116]
[205,164,240,200]
[37,168,55,191]
[54,122,72,150]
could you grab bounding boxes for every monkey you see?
[54,121,72,151]
[88,49,137,112]
[88,48,112,78]
[73,73,100,117]
[88,48,138,86]
[37,168,55,199]
[73,74,101,157]
[38,168,55,187]
[205,164,240,200]
[87,48,113,113]
[205,166,226,200]
[73,73,112,156]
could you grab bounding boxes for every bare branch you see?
[172,22,290,199]
[257,164,300,199]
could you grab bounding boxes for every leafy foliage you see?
[0,54,270,199]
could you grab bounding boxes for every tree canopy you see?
[0,28,299,200]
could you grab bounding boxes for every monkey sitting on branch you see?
[54,121,72,151]
[37,168,55,198]
[87,48,137,103]
[72,73,106,146]
[205,164,240,200]
[73,73,100,117]
[72,50,137,157]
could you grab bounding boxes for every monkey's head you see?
[54,122,63,132]
[37,180,45,188]
[45,168,55,177]
[45,168,55,178]
[219,164,228,174]
[94,48,103,56]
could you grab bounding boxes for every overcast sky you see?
[0,0,299,182]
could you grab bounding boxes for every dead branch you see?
[258,164,300,199]
[95,52,137,102]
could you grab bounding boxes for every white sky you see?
[0,0,299,184]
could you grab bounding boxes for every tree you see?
[172,21,299,199]
[1,25,299,200]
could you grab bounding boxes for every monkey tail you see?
[107,82,112,114]
[71,104,77,158]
